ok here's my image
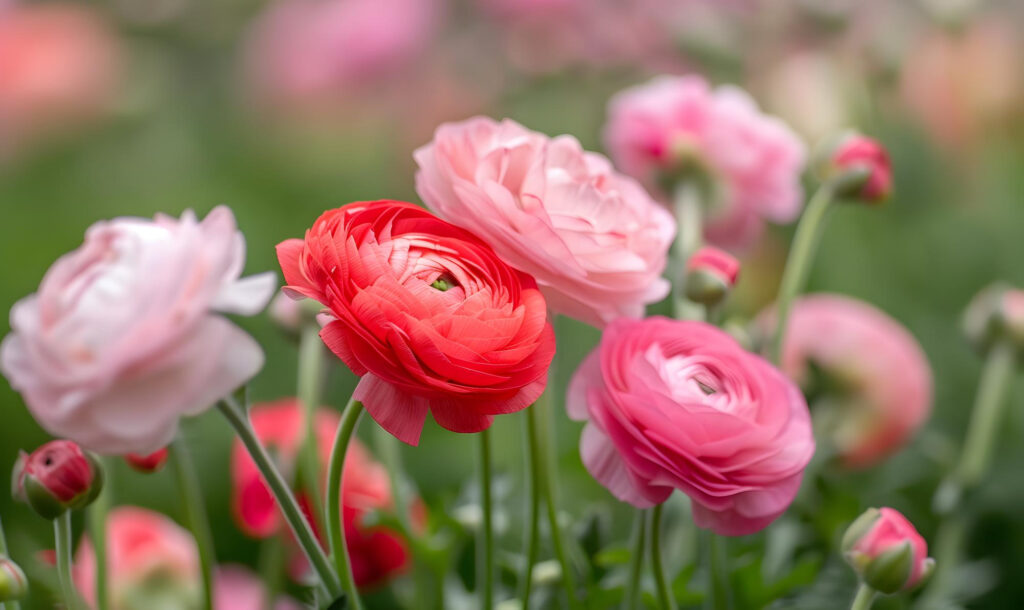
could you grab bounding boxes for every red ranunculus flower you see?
[277,200,556,445]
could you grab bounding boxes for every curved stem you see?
[769,184,835,365]
[326,398,365,610]
[171,438,215,610]
[217,397,343,600]
[297,323,328,532]
[649,504,676,610]
[86,458,111,610]
[54,512,78,610]
[673,181,705,321]
[850,584,876,610]
[520,407,543,609]
[536,395,582,610]
[479,428,494,610]
[0,515,21,610]
[704,531,732,610]
[623,510,647,610]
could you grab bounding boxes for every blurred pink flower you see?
[244,0,441,111]
[214,565,301,610]
[74,507,200,609]
[0,207,276,455]
[415,116,675,328]
[0,2,120,154]
[568,317,814,536]
[757,51,851,142]
[901,19,1022,151]
[762,294,932,468]
[604,75,807,248]
[830,133,892,203]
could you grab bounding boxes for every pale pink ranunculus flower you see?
[604,75,807,248]
[568,317,814,536]
[757,294,933,466]
[243,0,441,111]
[0,2,120,155]
[414,116,675,328]
[74,507,200,609]
[0,207,276,455]
[760,294,932,468]
[215,565,301,610]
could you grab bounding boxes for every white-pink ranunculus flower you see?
[215,565,301,610]
[414,116,675,328]
[0,207,276,455]
[759,294,933,468]
[568,317,814,536]
[604,75,807,248]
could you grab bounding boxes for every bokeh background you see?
[2,0,1023,607]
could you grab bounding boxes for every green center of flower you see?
[430,274,457,292]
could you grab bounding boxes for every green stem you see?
[850,584,877,610]
[171,438,215,610]
[649,505,676,610]
[479,428,494,610]
[769,183,836,365]
[54,512,78,610]
[325,398,365,610]
[86,458,111,610]
[298,323,328,532]
[535,395,582,610]
[259,535,284,610]
[705,531,732,610]
[520,407,543,609]
[623,510,647,610]
[917,516,964,607]
[217,397,343,600]
[673,181,705,321]
[0,515,21,610]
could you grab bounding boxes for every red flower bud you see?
[12,440,104,520]
[819,132,892,203]
[125,448,169,473]
[684,246,740,305]
[842,507,934,593]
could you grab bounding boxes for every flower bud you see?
[0,556,28,601]
[842,507,934,594]
[12,440,104,520]
[684,246,740,306]
[269,291,323,336]
[124,448,169,474]
[963,283,1024,356]
[816,131,892,203]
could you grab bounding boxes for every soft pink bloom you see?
[269,289,303,332]
[214,565,301,610]
[0,3,120,154]
[568,317,814,536]
[687,246,740,286]
[831,133,892,203]
[604,75,806,248]
[415,116,675,328]
[844,507,933,592]
[0,207,276,455]
[762,294,932,468]
[244,0,441,111]
[74,507,200,610]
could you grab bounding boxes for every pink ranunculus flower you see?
[604,75,807,248]
[215,565,301,610]
[0,2,121,155]
[74,507,200,610]
[842,507,934,593]
[414,116,675,328]
[568,317,814,536]
[0,207,276,455]
[760,294,932,468]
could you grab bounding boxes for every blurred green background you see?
[1,0,1023,608]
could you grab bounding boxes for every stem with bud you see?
[850,584,876,610]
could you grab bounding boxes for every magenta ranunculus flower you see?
[414,116,675,328]
[568,317,814,536]
[604,75,807,248]
[842,507,935,593]
[761,294,933,468]
[0,207,276,455]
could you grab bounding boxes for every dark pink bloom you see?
[124,448,169,474]
[832,134,892,202]
[687,246,740,286]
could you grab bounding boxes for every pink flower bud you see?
[12,440,103,519]
[963,283,1024,355]
[842,507,934,594]
[684,246,740,306]
[0,556,28,602]
[124,448,169,474]
[823,133,892,203]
